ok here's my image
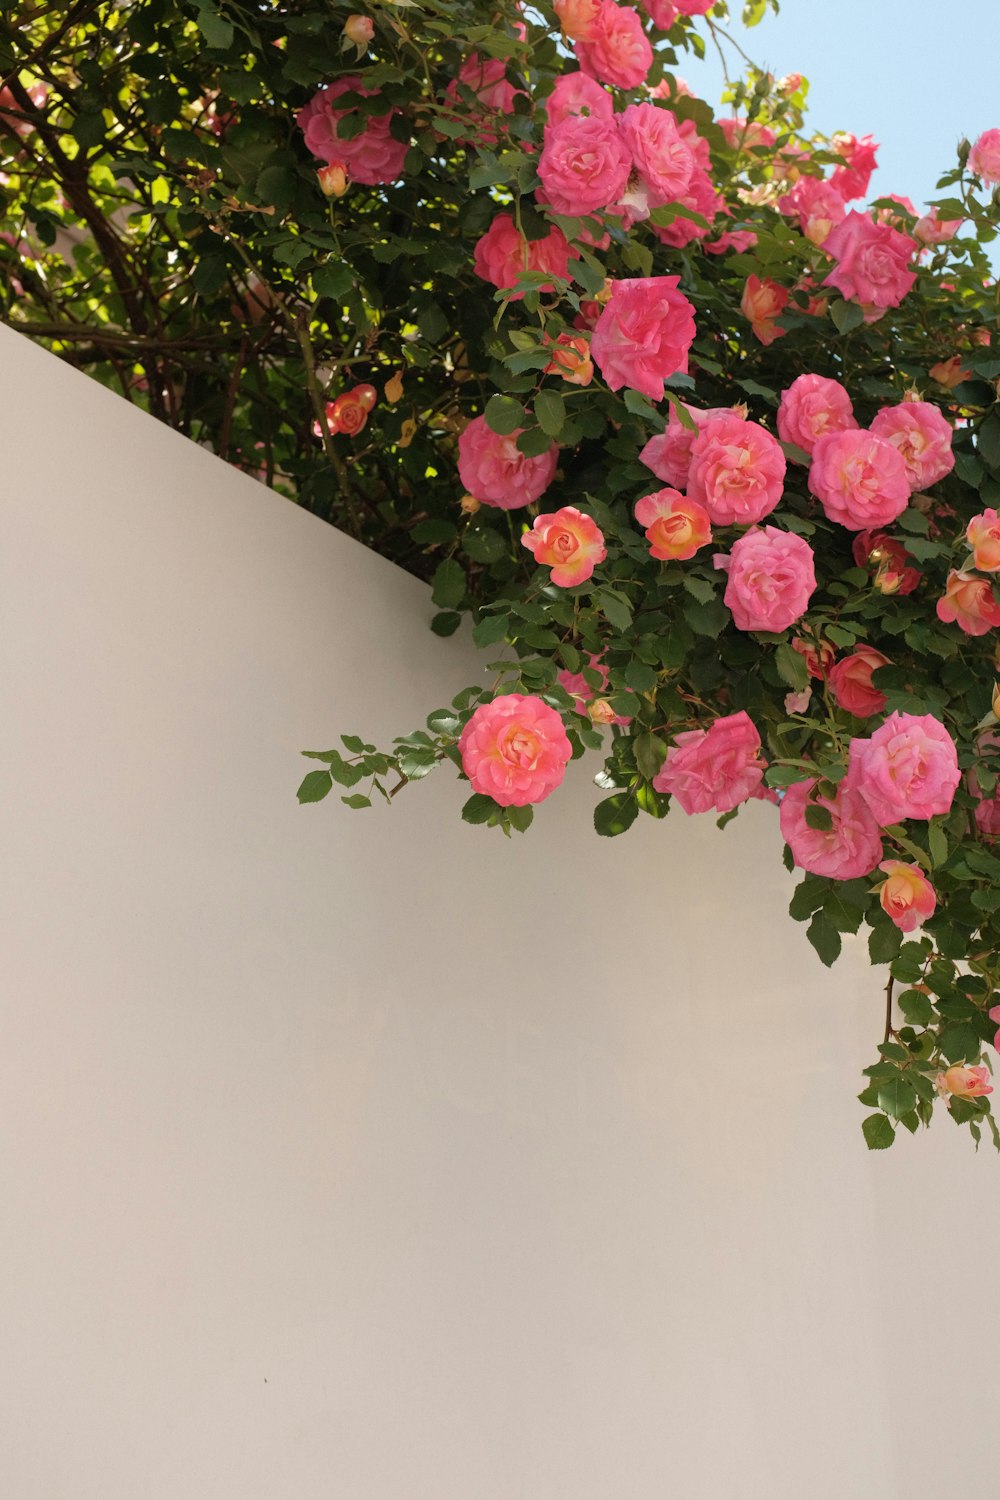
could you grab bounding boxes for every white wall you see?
[1,324,997,1499]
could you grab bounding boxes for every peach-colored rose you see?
[459,694,572,807]
[777,373,857,458]
[544,333,594,386]
[828,646,890,718]
[575,1,653,90]
[780,175,846,247]
[780,778,883,880]
[869,401,954,490]
[929,356,969,389]
[638,405,728,488]
[590,275,696,400]
[847,711,960,825]
[823,210,917,310]
[538,112,632,216]
[877,861,936,932]
[687,412,786,527]
[473,214,571,296]
[969,129,1000,186]
[718,526,816,633]
[938,1065,993,1099]
[554,0,602,40]
[935,570,1000,636]
[522,506,606,586]
[544,71,613,126]
[966,509,1000,572]
[314,384,377,437]
[652,711,765,815]
[457,416,558,510]
[808,429,910,531]
[829,132,878,201]
[297,78,408,185]
[342,14,374,52]
[618,103,694,205]
[317,162,348,197]
[634,488,711,561]
[740,275,789,346]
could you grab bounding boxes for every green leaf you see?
[534,391,566,438]
[877,1076,918,1121]
[506,804,534,833]
[806,913,841,967]
[898,988,933,1026]
[484,394,525,435]
[462,793,499,824]
[341,793,372,809]
[830,299,864,334]
[683,597,729,637]
[927,819,948,868]
[430,611,462,637]
[312,262,355,300]
[472,612,510,648]
[596,588,633,632]
[594,793,638,837]
[862,1113,896,1150]
[462,526,508,564]
[431,559,466,610]
[297,769,333,804]
[194,4,234,47]
[869,922,903,963]
[634,732,667,782]
[978,412,1000,473]
[72,112,106,149]
[774,641,809,690]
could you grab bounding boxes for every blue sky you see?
[688,0,999,217]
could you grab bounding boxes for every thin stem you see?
[883,975,895,1045]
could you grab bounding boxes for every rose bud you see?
[317,162,348,198]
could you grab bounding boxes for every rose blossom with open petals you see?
[297,78,408,185]
[522,506,606,586]
[780,779,883,880]
[544,333,594,386]
[777,373,857,458]
[829,132,879,200]
[473,214,571,296]
[538,112,632,217]
[808,428,910,530]
[687,413,786,526]
[458,416,557,510]
[969,129,1000,186]
[870,400,954,490]
[914,206,963,245]
[877,861,937,932]
[966,509,1000,571]
[575,1,653,90]
[740,275,789,346]
[829,646,890,718]
[544,71,613,126]
[634,488,712,561]
[639,405,728,488]
[780,175,846,247]
[618,103,694,205]
[652,711,765,815]
[847,711,960,825]
[459,694,572,807]
[719,526,816,632]
[823,210,917,310]
[938,1065,993,1100]
[554,0,601,40]
[936,570,1000,636]
[590,275,696,400]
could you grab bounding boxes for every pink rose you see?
[590,275,696,400]
[674,0,714,11]
[459,694,572,807]
[969,129,1000,186]
[705,228,758,255]
[687,412,786,527]
[780,175,846,247]
[544,71,613,126]
[967,509,1000,571]
[719,526,816,632]
[454,54,520,114]
[717,117,776,152]
[939,1065,993,1099]
[777,373,858,458]
[877,861,936,933]
[473,214,571,296]
[521,506,606,586]
[847,711,960,825]
[297,78,408,185]
[639,0,678,21]
[914,206,963,245]
[639,404,727,488]
[740,275,789,346]
[779,778,883,880]
[808,429,910,530]
[634,488,712,560]
[869,400,954,490]
[538,112,632,217]
[575,1,653,90]
[823,211,917,311]
[793,635,835,681]
[829,132,879,201]
[936,570,1000,636]
[828,646,890,718]
[650,165,722,248]
[458,416,558,510]
[618,103,694,205]
[652,710,765,814]
[554,0,602,40]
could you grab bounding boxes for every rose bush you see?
[6,0,1000,1151]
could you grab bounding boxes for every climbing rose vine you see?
[5,1,1000,1150]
